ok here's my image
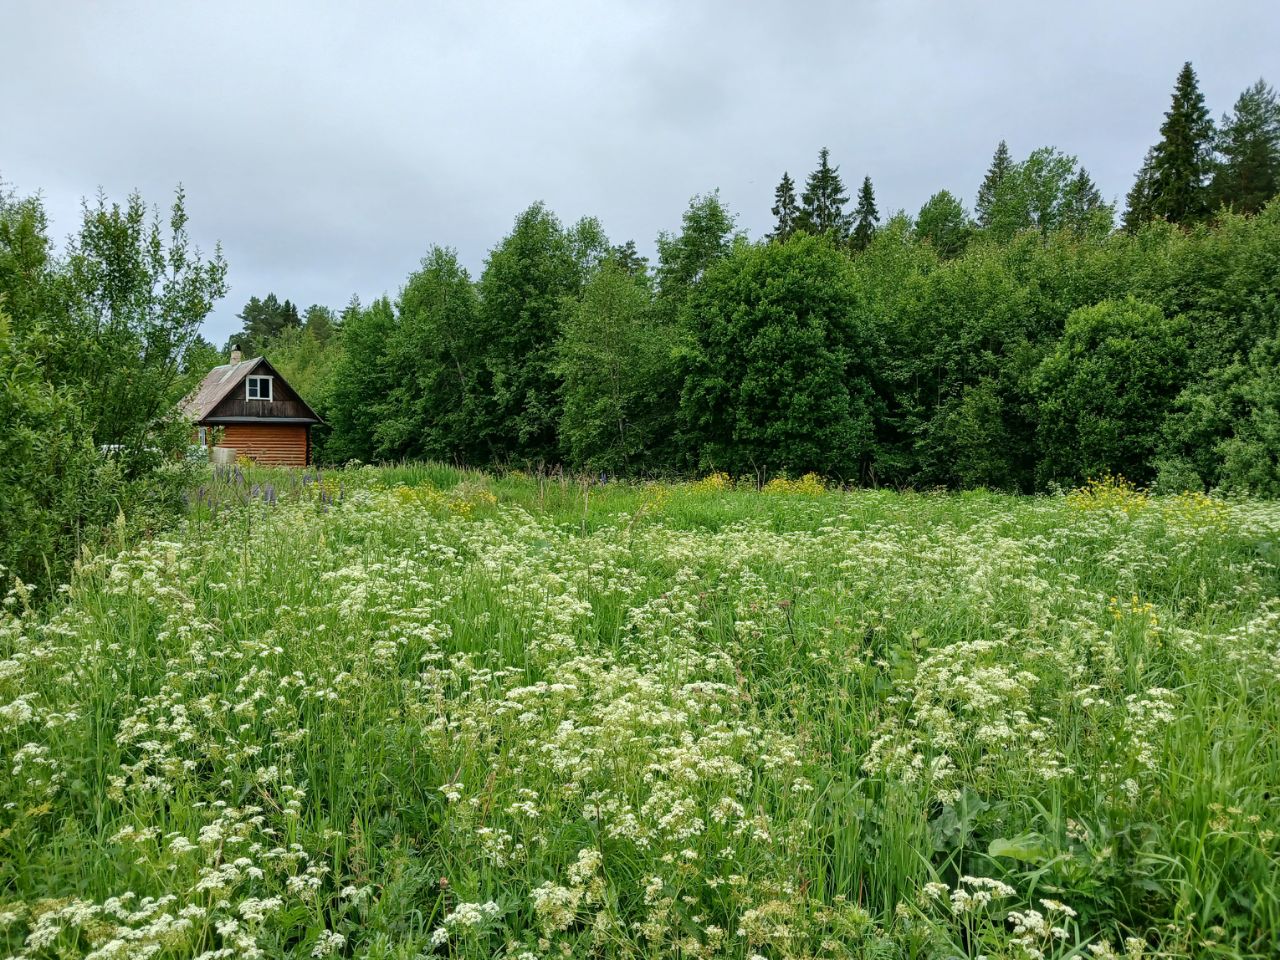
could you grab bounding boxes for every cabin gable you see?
[202,359,319,424]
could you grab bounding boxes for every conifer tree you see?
[976,140,1012,228]
[798,148,851,239]
[1212,78,1280,214]
[1148,62,1216,225]
[768,172,800,242]
[1123,148,1158,231]
[609,240,649,277]
[851,176,880,251]
[1062,167,1109,234]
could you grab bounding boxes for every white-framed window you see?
[246,375,273,401]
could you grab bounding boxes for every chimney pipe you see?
[230,344,242,363]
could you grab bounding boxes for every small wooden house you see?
[182,348,323,466]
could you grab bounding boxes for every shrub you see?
[1035,298,1190,487]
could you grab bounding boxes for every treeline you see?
[234,63,1280,493]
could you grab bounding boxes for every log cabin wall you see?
[218,424,309,466]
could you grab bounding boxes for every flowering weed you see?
[2,469,1279,957]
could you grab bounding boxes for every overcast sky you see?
[4,1,1277,343]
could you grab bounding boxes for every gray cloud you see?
[4,0,1276,342]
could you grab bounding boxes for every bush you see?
[0,183,224,593]
[1217,334,1280,495]
[1035,298,1190,486]
[1152,456,1205,495]
[0,314,106,586]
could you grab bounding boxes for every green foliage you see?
[914,190,971,258]
[226,82,1278,497]
[1172,330,1280,496]
[0,182,223,589]
[1148,62,1217,225]
[375,247,483,463]
[179,334,223,394]
[1212,78,1280,214]
[850,175,879,251]
[768,171,800,242]
[57,189,228,458]
[0,309,102,587]
[1123,147,1158,232]
[797,147,851,239]
[475,204,584,464]
[324,296,397,463]
[871,238,1046,490]
[1062,167,1110,234]
[557,260,672,473]
[608,239,648,277]
[985,147,1113,241]
[975,139,1012,228]
[678,233,876,480]
[1213,332,1280,495]
[655,191,738,306]
[302,303,338,343]
[1035,298,1190,486]
[230,292,301,356]
[265,323,341,405]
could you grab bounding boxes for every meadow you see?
[2,466,1279,959]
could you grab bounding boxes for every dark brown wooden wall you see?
[207,372,314,420]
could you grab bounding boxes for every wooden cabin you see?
[182,347,323,466]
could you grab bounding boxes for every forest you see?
[2,61,1280,588]
[230,64,1280,495]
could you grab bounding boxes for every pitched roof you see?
[180,357,265,421]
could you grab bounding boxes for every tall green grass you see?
[1,468,1278,958]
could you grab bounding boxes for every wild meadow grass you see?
[2,466,1279,958]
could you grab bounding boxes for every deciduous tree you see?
[914,190,971,259]
[679,234,875,479]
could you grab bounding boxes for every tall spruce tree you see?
[798,148,851,239]
[1148,62,1216,225]
[976,140,1012,228]
[851,176,880,251]
[1124,148,1158,231]
[1212,78,1280,214]
[768,172,800,242]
